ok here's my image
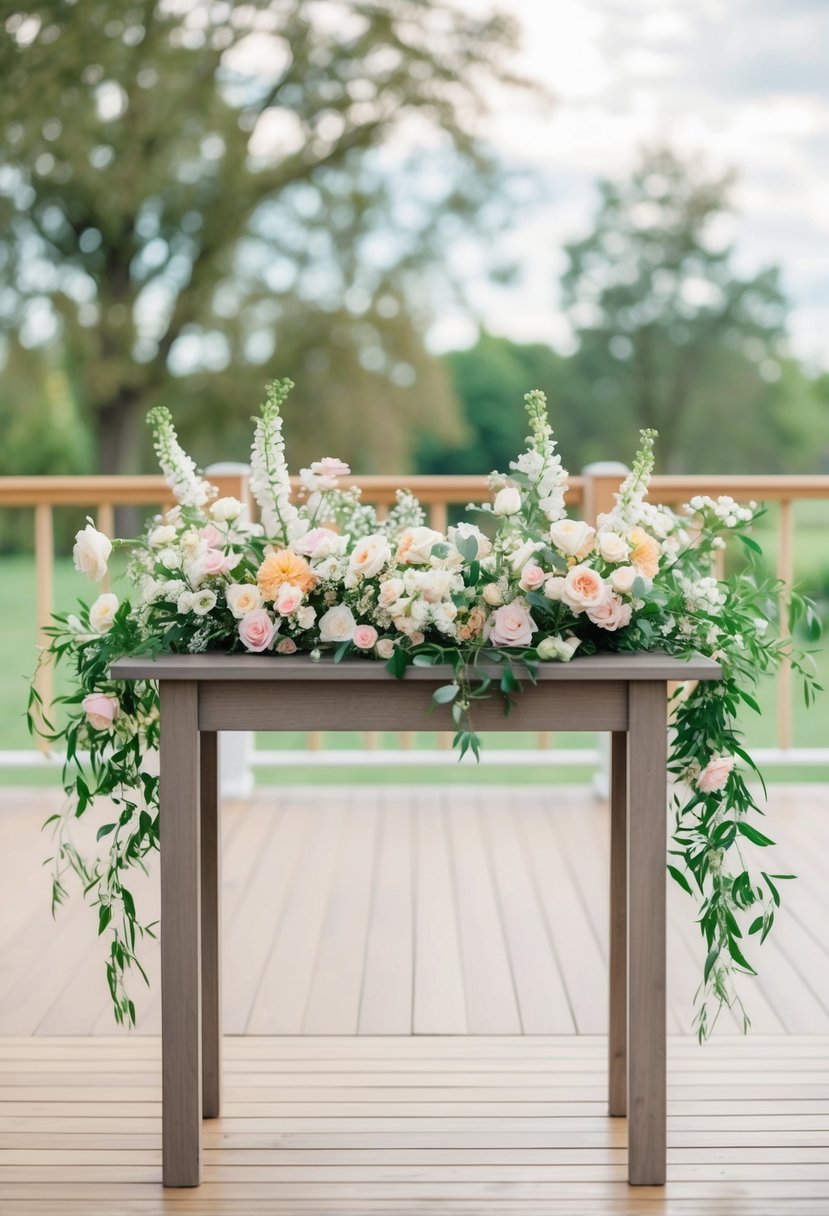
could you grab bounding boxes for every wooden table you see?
[110,650,721,1188]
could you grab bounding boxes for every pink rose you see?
[82,692,120,730]
[488,600,537,647]
[199,524,223,548]
[697,755,735,794]
[562,564,608,613]
[276,637,298,655]
[276,584,303,615]
[587,592,632,632]
[310,457,350,488]
[409,630,426,646]
[520,561,545,592]
[201,548,240,577]
[238,609,278,653]
[293,527,341,558]
[353,624,379,649]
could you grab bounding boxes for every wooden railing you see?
[2,468,827,773]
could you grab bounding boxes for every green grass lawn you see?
[2,516,827,787]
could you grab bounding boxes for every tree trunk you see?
[96,390,144,536]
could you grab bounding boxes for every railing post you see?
[205,464,254,798]
[777,500,794,751]
[34,503,54,752]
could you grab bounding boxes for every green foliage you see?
[0,0,525,472]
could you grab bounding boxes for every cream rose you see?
[73,523,112,582]
[562,564,609,613]
[318,603,357,643]
[296,605,316,630]
[598,531,630,563]
[82,692,120,730]
[544,576,566,601]
[587,592,632,632]
[696,755,735,794]
[379,577,405,607]
[238,609,277,652]
[550,519,596,558]
[493,486,521,516]
[149,524,177,547]
[348,534,392,580]
[488,600,537,647]
[537,635,581,661]
[395,526,444,565]
[89,592,119,634]
[226,583,262,618]
[519,562,545,592]
[509,539,538,573]
[209,496,243,522]
[610,565,638,595]
[376,638,395,659]
[483,583,503,607]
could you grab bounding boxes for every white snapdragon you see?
[249,379,300,543]
[147,406,215,508]
[508,389,569,524]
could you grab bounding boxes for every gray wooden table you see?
[111,650,721,1188]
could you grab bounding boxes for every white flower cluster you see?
[509,389,570,523]
[146,407,215,509]
[687,495,755,528]
[615,429,656,526]
[249,379,302,544]
[679,575,727,615]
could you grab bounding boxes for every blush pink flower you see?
[276,583,303,615]
[696,755,735,794]
[309,457,350,488]
[238,609,278,653]
[562,564,608,613]
[293,527,341,558]
[82,692,120,730]
[199,524,223,548]
[587,592,633,632]
[519,561,545,592]
[276,637,298,655]
[488,600,537,647]
[201,548,240,577]
[353,624,379,649]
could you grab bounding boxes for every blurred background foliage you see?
[1,0,827,513]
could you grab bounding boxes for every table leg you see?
[627,681,667,1186]
[200,731,221,1119]
[160,681,202,1187]
[608,731,627,1117]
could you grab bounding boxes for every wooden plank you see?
[159,680,202,1187]
[413,796,467,1034]
[200,731,221,1119]
[358,795,414,1035]
[609,732,627,1116]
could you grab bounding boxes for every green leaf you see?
[703,944,720,983]
[433,683,460,704]
[737,821,775,848]
[385,647,409,680]
[455,533,479,562]
[333,640,351,663]
[430,542,450,559]
[98,904,112,935]
[667,864,692,896]
[748,916,764,935]
[96,823,116,842]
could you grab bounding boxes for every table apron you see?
[195,679,629,733]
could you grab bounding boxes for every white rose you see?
[598,531,630,563]
[209,496,243,522]
[72,524,112,582]
[379,577,405,608]
[493,486,521,516]
[348,534,392,580]
[192,589,217,616]
[550,519,596,558]
[376,638,395,659]
[610,565,638,594]
[149,524,177,547]
[226,583,263,618]
[396,526,445,565]
[89,592,119,634]
[509,540,537,573]
[318,603,357,643]
[544,576,566,601]
[483,583,503,606]
[158,546,181,571]
[140,576,162,604]
[177,592,194,614]
[297,605,317,629]
[537,635,581,662]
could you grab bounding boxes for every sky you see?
[432,0,829,368]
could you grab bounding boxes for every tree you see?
[0,0,523,473]
[561,147,807,471]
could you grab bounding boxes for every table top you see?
[111,651,722,683]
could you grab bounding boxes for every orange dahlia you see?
[257,549,317,600]
[628,527,660,580]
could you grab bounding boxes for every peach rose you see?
[629,527,660,580]
[488,600,537,647]
[562,564,609,613]
[257,549,316,599]
[276,637,298,655]
[82,692,120,730]
[353,624,379,649]
[696,755,735,794]
[349,534,392,579]
[238,609,278,652]
[587,592,632,632]
[395,526,444,565]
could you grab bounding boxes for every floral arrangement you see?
[30,380,820,1037]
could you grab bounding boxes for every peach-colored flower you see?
[353,624,379,649]
[562,564,608,613]
[238,609,278,652]
[488,600,537,647]
[696,755,735,794]
[587,592,632,632]
[276,637,298,655]
[82,692,120,730]
[257,549,316,599]
[395,526,443,565]
[456,605,486,642]
[629,527,660,580]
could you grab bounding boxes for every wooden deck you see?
[1,784,828,1212]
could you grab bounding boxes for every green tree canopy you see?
[0,0,523,472]
[561,147,827,471]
